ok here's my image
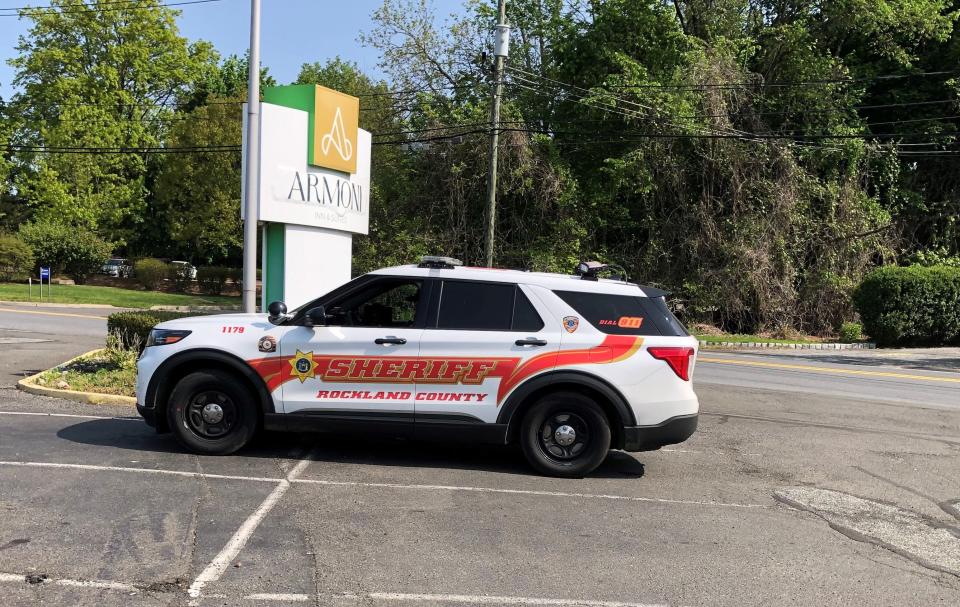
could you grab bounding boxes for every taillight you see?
[647,347,695,381]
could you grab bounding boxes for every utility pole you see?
[483,0,509,267]
[242,0,262,313]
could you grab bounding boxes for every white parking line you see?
[1,573,678,607]
[0,460,767,509]
[368,593,673,606]
[54,578,137,591]
[0,572,137,592]
[187,453,316,599]
[0,461,281,483]
[0,410,136,421]
[291,478,768,509]
[240,591,675,606]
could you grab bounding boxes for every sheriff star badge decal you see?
[288,350,319,383]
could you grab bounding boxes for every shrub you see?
[107,311,194,352]
[853,265,960,347]
[135,258,169,290]
[170,263,194,292]
[197,265,230,295]
[18,222,113,284]
[838,322,862,343]
[0,234,34,281]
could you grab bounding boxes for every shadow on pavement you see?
[56,419,645,479]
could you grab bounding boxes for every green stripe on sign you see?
[262,85,316,165]
[264,223,285,304]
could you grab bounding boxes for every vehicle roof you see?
[371,264,656,296]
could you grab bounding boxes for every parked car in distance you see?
[171,261,197,280]
[102,258,132,278]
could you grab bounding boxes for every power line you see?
[0,0,226,17]
[597,70,960,90]
[493,126,960,144]
[505,67,960,122]
[2,143,240,153]
[504,79,960,134]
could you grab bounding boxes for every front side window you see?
[326,279,423,328]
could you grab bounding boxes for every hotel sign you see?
[243,85,370,235]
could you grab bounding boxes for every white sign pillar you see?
[242,89,371,309]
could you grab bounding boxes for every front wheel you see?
[166,370,258,455]
[520,392,611,478]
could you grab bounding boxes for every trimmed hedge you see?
[853,265,960,347]
[0,233,34,281]
[197,265,232,295]
[107,311,194,352]
[135,258,169,290]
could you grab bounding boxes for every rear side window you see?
[554,291,688,336]
[437,281,544,331]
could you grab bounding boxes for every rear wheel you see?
[166,370,258,455]
[520,392,611,478]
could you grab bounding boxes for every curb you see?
[16,348,137,407]
[0,300,122,309]
[699,340,876,350]
[148,305,242,312]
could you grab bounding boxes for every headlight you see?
[146,329,192,347]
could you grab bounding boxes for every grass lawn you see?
[0,282,240,309]
[33,349,136,397]
[695,333,823,345]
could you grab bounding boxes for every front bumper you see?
[136,403,156,428]
[622,413,698,451]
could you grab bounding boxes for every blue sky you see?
[0,0,467,98]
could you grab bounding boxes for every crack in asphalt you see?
[855,465,960,528]
[775,487,960,578]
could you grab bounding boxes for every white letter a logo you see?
[321,107,354,162]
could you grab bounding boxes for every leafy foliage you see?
[0,233,34,281]
[5,0,960,336]
[196,265,232,295]
[853,265,960,346]
[107,310,194,353]
[18,221,112,284]
[134,258,169,291]
[839,322,863,343]
[7,0,215,242]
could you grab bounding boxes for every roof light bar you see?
[418,255,464,269]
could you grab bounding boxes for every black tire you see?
[166,369,258,455]
[519,392,611,478]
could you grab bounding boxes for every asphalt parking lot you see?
[1,308,960,606]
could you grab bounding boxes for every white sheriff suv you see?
[136,257,700,477]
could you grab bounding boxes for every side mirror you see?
[304,306,328,328]
[267,300,287,324]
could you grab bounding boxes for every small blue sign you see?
[40,267,50,279]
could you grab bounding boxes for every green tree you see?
[0,233,34,281]
[7,0,215,243]
[19,221,112,284]
[152,101,243,265]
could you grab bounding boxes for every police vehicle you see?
[136,257,699,477]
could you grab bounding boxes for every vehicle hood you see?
[155,313,270,328]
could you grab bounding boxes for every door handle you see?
[515,338,548,347]
[375,337,407,345]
